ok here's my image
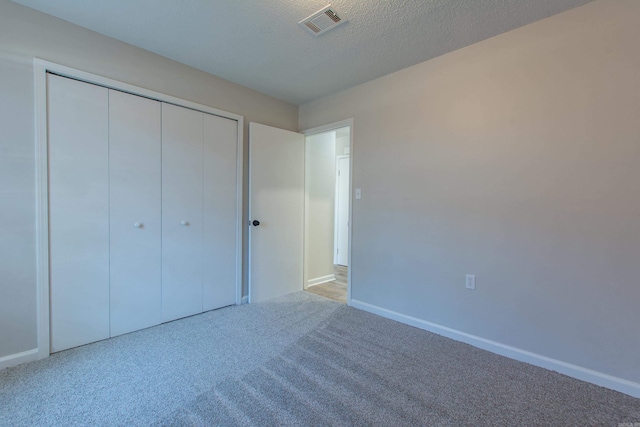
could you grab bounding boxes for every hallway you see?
[306,265,347,303]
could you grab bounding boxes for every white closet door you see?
[109,90,162,336]
[162,103,204,322]
[48,74,110,352]
[203,114,238,310]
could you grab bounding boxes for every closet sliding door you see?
[109,90,162,336]
[203,114,238,310]
[48,74,110,352]
[47,72,241,351]
[161,104,204,322]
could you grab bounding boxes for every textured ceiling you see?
[11,0,593,105]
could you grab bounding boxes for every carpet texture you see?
[1,292,639,426]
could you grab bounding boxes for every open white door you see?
[249,123,305,302]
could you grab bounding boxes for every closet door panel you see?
[48,74,110,352]
[203,114,238,310]
[109,90,162,337]
[162,103,204,322]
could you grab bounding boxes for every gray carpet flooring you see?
[1,292,639,426]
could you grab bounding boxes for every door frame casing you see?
[301,119,354,305]
[34,59,244,360]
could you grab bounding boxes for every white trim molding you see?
[350,299,640,399]
[307,274,336,287]
[0,349,39,370]
[34,59,50,361]
[302,119,354,136]
[34,58,245,362]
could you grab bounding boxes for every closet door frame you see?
[34,59,244,360]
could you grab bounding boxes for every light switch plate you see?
[355,188,362,199]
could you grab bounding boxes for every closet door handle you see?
[181,221,190,227]
[134,222,143,229]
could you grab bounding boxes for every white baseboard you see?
[0,348,39,370]
[241,296,249,305]
[307,274,336,287]
[350,299,640,399]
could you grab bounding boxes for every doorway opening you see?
[303,125,351,304]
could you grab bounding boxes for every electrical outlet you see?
[466,274,476,290]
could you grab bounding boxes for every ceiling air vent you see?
[299,5,346,36]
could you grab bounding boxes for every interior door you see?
[109,90,162,336]
[336,156,350,266]
[48,74,110,352]
[161,103,204,322]
[249,123,305,302]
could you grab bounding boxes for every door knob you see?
[134,222,143,229]
[252,220,260,227]
[181,221,190,226]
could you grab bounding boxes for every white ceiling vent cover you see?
[299,5,346,36]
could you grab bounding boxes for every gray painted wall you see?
[0,56,37,358]
[0,0,297,359]
[299,0,640,384]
